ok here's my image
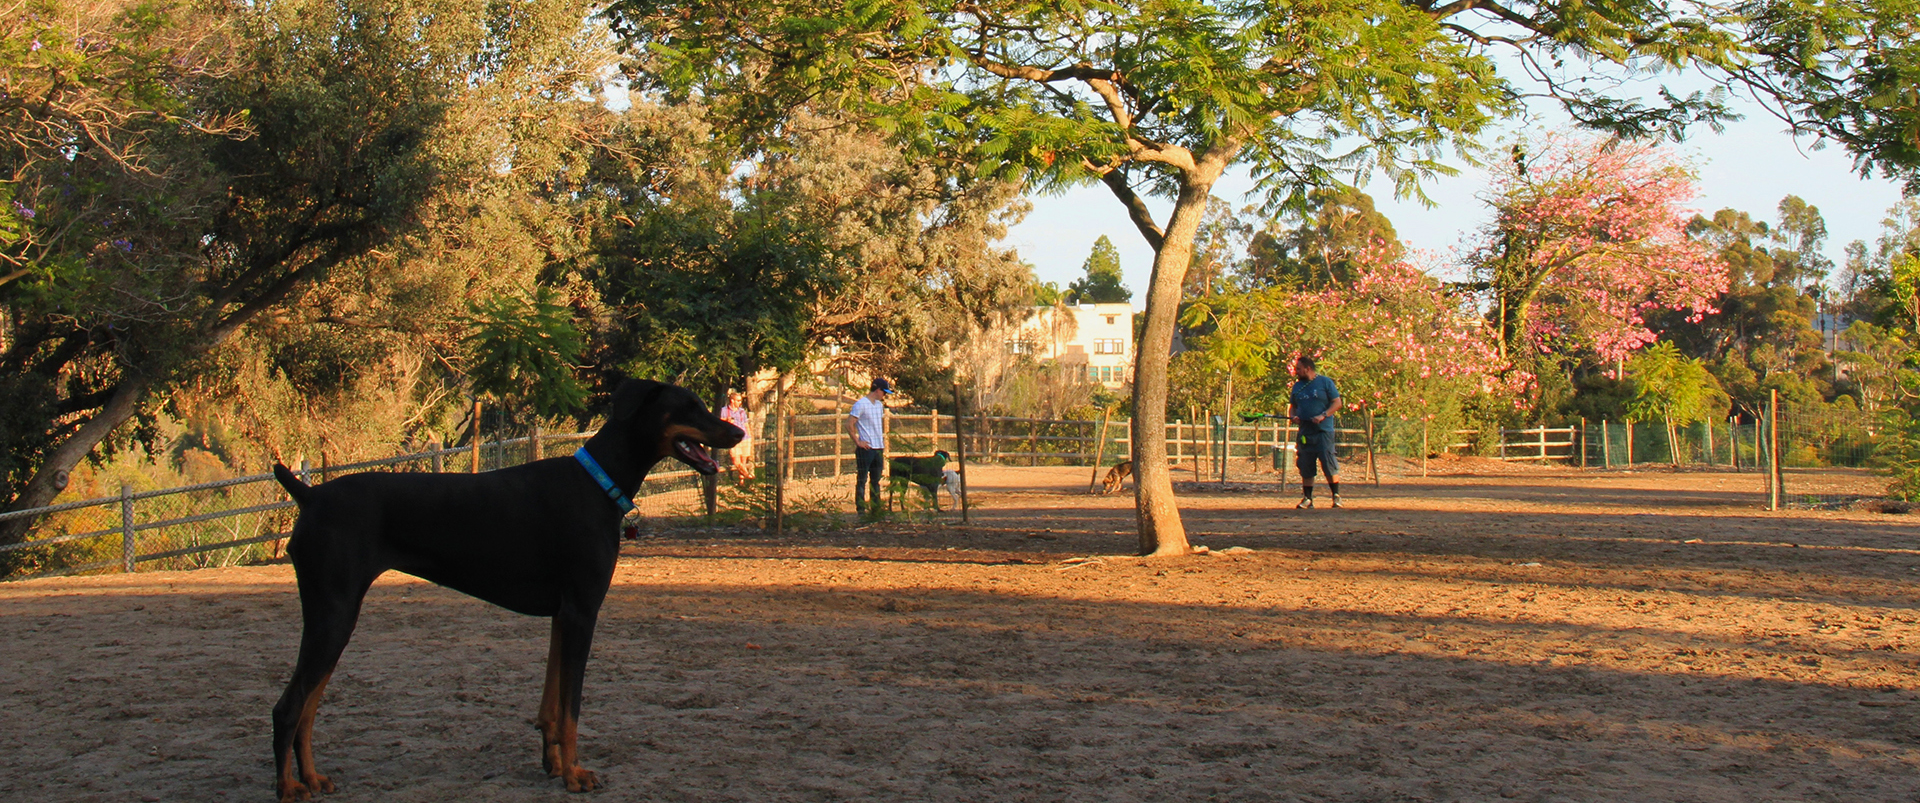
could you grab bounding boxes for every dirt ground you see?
[4,462,1919,802]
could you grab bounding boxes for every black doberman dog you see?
[267,379,741,802]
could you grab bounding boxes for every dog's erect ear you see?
[609,379,668,422]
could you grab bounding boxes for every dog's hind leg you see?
[273,566,375,802]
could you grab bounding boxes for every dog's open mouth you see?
[673,438,719,475]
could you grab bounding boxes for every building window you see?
[1006,339,1037,355]
[1103,315,1117,325]
[1093,338,1124,355]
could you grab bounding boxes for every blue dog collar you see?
[573,448,634,513]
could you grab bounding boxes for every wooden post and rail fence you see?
[0,392,1860,582]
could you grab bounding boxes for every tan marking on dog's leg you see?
[537,620,565,775]
[276,755,309,803]
[556,708,599,792]
[295,673,335,795]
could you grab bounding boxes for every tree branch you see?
[1096,169,1166,252]
[56,385,119,415]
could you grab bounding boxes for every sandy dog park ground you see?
[3,461,1917,802]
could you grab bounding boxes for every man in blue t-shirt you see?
[1287,356,1343,509]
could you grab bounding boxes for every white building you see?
[1004,302,1134,387]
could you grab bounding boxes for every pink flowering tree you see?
[1467,136,1728,369]
[1180,250,1522,435]
[1309,257,1527,423]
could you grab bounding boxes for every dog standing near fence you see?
[266,379,742,802]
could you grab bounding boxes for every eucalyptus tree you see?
[611,0,1920,554]
[1239,187,1404,289]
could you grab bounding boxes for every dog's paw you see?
[306,774,334,794]
[561,766,600,792]
[277,780,312,803]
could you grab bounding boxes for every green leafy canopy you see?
[464,288,589,417]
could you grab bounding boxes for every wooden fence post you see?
[1601,419,1611,468]
[1280,419,1291,493]
[1185,414,1197,483]
[431,440,443,474]
[1625,419,1635,465]
[530,420,542,462]
[952,382,971,523]
[1204,411,1217,487]
[1537,423,1547,463]
[1222,376,1234,485]
[1768,389,1782,510]
[1186,407,1197,481]
[1578,419,1587,469]
[702,410,717,521]
[774,384,788,532]
[120,484,135,573]
[1703,418,1714,467]
[1421,420,1430,478]
[1170,419,1181,480]
[1367,412,1379,486]
[470,400,482,472]
[832,400,844,478]
[1088,410,1111,493]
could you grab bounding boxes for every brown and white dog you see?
[1099,460,1132,494]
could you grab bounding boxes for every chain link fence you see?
[4,397,1902,581]
[0,430,730,582]
[1567,403,1885,508]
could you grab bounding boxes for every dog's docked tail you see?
[273,464,311,505]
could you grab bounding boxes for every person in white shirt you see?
[846,378,893,515]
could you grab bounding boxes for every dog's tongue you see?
[674,439,717,474]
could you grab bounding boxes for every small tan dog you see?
[1099,460,1132,494]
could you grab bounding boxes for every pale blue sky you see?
[1007,97,1910,298]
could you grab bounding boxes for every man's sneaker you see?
[1330,495,1344,508]
[1295,497,1314,509]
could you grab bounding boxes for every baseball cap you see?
[871,377,894,394]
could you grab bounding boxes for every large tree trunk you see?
[1128,164,1226,556]
[0,250,353,547]
[0,375,153,546]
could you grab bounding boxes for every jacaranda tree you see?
[1468,136,1728,370]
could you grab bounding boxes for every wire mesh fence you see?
[0,431,727,582]
[1570,403,1887,508]
[3,398,1903,581]
[1772,404,1887,508]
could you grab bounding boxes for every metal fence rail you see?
[3,398,1897,581]
[0,432,723,582]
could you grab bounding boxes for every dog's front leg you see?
[543,606,601,792]
[536,619,565,774]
